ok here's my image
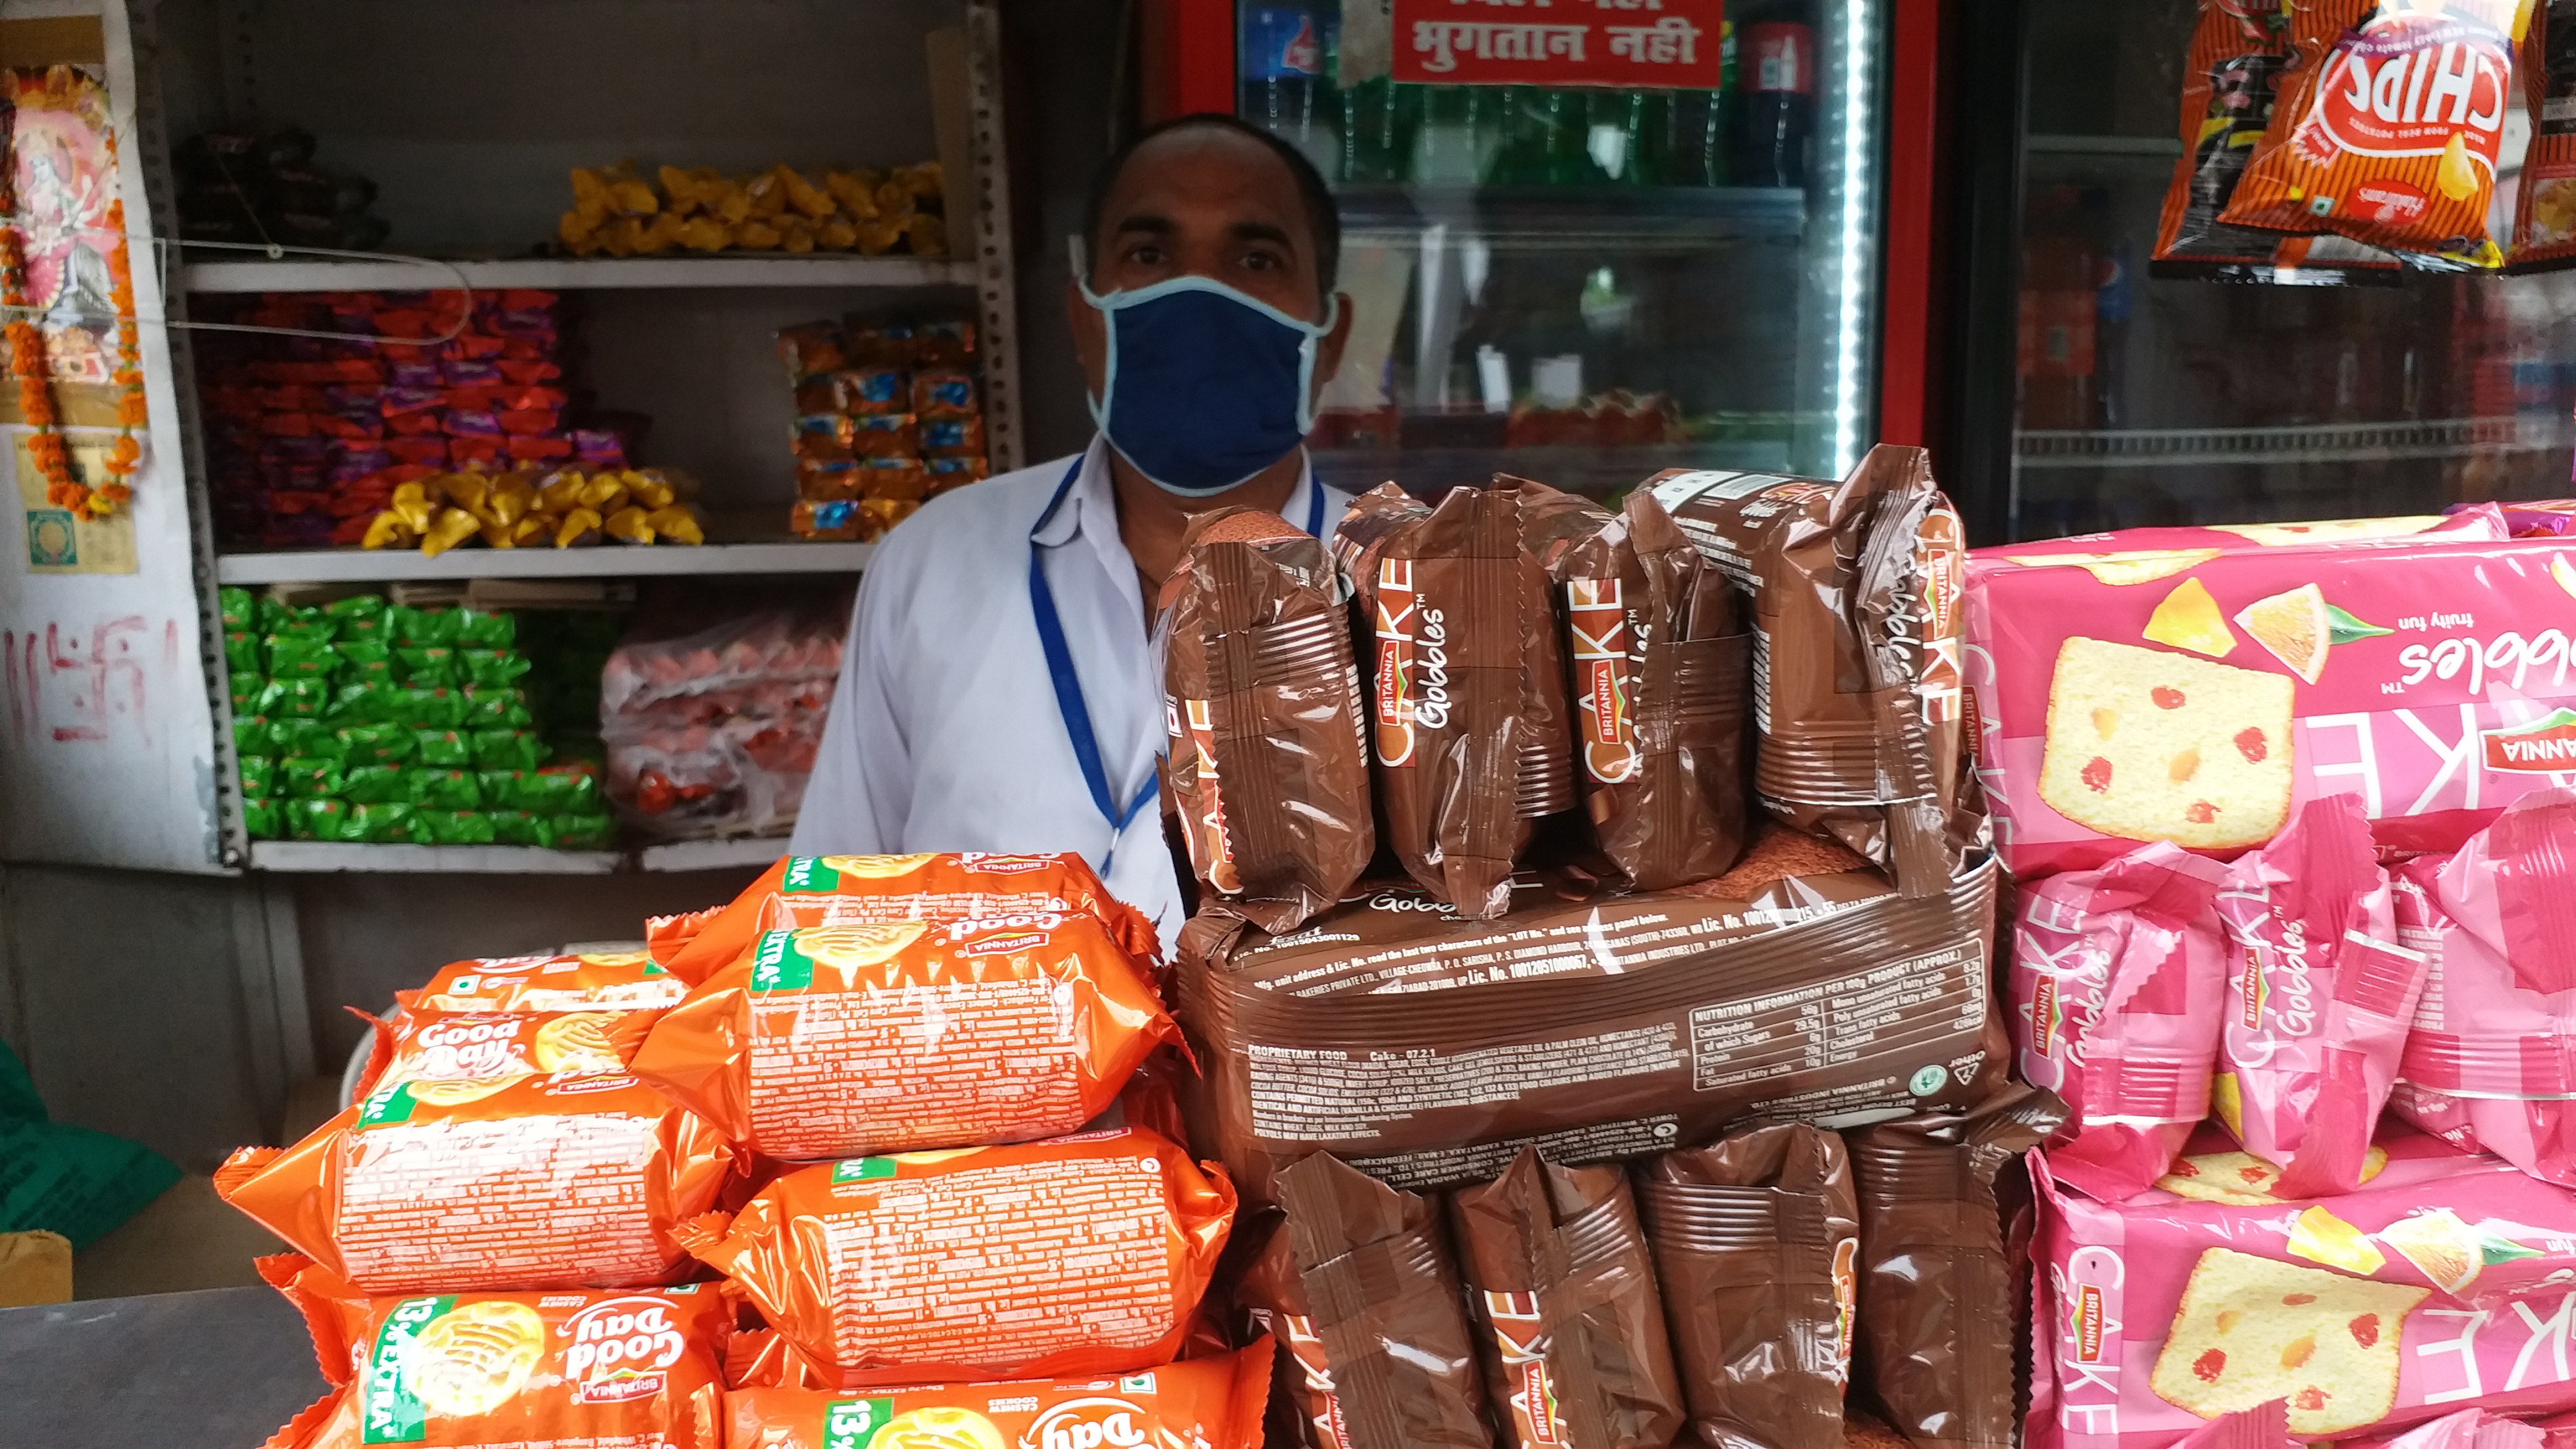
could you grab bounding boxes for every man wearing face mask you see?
[791,114,1357,948]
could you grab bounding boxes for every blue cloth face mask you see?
[1082,274,1338,495]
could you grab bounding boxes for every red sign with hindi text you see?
[1391,0,1728,89]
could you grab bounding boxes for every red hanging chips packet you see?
[2222,0,2539,269]
[2157,0,2302,267]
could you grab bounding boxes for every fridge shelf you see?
[2015,416,2574,469]
[1336,183,1807,247]
[177,254,976,294]
[2024,134,2183,158]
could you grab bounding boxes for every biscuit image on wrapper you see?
[2147,1248,2426,1436]
[407,1300,547,1416]
[2038,638,2295,850]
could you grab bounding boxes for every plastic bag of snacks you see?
[599,601,845,842]
[716,1343,1273,1449]
[658,851,1158,985]
[254,1253,727,1449]
[215,1071,734,1294]
[675,1128,1233,1388]
[623,913,1180,1159]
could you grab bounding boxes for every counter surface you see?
[0,1285,327,1446]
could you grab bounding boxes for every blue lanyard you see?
[1028,455,1329,870]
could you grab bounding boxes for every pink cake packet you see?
[2166,1401,2298,1449]
[2011,840,2231,1200]
[2031,1130,2576,1449]
[2213,793,2430,1199]
[2346,1410,2549,1449]
[2390,789,2576,1187]
[1999,506,2507,560]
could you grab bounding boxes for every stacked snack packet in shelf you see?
[223,854,1277,1449]
[778,314,989,541]
[1974,501,2576,1448]
[220,586,613,847]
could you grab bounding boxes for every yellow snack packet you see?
[733,219,783,250]
[555,507,602,549]
[644,506,704,546]
[678,215,730,253]
[422,508,481,559]
[360,512,413,551]
[604,506,655,544]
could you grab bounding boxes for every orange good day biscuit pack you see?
[404,949,689,1014]
[2222,0,2539,268]
[621,911,1182,1161]
[718,1342,1274,1449]
[216,1071,735,1295]
[675,1128,1235,1388]
[356,1006,640,1101]
[658,852,1160,984]
[254,1254,728,1449]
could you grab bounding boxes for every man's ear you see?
[1312,290,1357,401]
[1067,278,1108,402]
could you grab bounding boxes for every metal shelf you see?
[2015,416,2575,469]
[216,541,877,585]
[636,837,790,872]
[249,842,624,874]
[177,254,976,294]
[1336,183,1807,247]
[2025,134,2184,158]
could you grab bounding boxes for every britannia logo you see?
[2483,709,2576,773]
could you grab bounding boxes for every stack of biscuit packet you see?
[221,850,1272,1449]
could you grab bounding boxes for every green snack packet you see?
[242,797,281,840]
[472,728,546,772]
[232,715,271,755]
[267,611,338,645]
[224,631,261,678]
[0,1040,183,1251]
[322,594,388,636]
[264,636,341,681]
[266,718,338,759]
[230,683,259,714]
[350,802,419,844]
[412,768,483,810]
[454,608,517,650]
[398,688,471,731]
[326,683,399,726]
[391,604,461,647]
[340,764,411,804]
[219,586,257,632]
[415,730,471,768]
[461,650,533,689]
[551,812,616,850]
[238,755,276,797]
[482,769,594,813]
[257,678,333,720]
[486,810,542,846]
[334,723,416,767]
[461,686,534,729]
[418,809,498,846]
[287,798,349,841]
[395,646,459,688]
[335,640,395,684]
[280,756,345,798]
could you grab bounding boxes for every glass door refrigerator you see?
[1944,0,2576,547]
[1147,0,1943,497]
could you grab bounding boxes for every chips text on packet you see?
[656,851,1158,984]
[676,1128,1234,1388]
[2221,0,2537,268]
[620,911,1182,1160]
[254,1254,727,1449]
[718,1343,1274,1449]
[215,1071,735,1295]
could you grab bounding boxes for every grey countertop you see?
[0,1286,329,1447]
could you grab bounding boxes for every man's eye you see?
[1125,244,1164,267]
[1243,250,1282,272]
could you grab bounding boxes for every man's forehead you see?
[1097,129,1308,235]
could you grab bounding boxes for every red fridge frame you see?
[1140,0,1952,462]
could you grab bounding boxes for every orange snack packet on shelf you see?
[2220,0,2538,269]
[404,949,689,1014]
[717,1342,1275,1449]
[216,1071,736,1295]
[622,913,1181,1160]
[675,1128,1235,1388]
[356,1006,642,1102]
[660,853,1159,984]
[254,1253,728,1449]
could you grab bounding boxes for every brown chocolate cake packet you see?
[1235,1211,1357,1449]
[1160,506,1374,934]
[1275,1152,1495,1449]
[1647,446,1974,898]
[1554,486,1750,891]
[1843,1086,2067,1449]
[1334,483,1528,918]
[1499,476,1589,826]
[1451,1147,1684,1449]
[1637,1121,1860,1449]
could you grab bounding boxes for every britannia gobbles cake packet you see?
[2214,793,2429,1198]
[1336,483,1533,919]
[2221,0,2537,269]
[619,913,1179,1161]
[717,1343,1274,1449]
[1161,506,1375,934]
[1176,837,2009,1204]
[675,1128,1234,1388]
[2012,841,2233,1200]
[1451,1148,1685,1449]
[254,1253,727,1449]
[1636,1122,1858,1449]
[1270,1151,1496,1449]
[2032,1131,2576,1449]
[2391,789,2576,1185]
[1965,532,2576,878]
[1649,446,1973,898]
[657,852,1158,984]
[216,1072,735,1295]
[1998,508,2509,562]
[1548,483,1751,891]
[1848,1085,2066,1449]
